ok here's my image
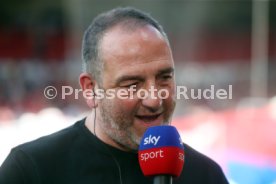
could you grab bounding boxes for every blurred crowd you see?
[0,58,276,124]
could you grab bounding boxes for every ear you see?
[79,73,98,108]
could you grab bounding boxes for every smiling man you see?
[80,13,176,152]
[0,7,229,184]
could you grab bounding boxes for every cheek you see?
[162,83,176,100]
[170,83,176,98]
[164,96,176,110]
[105,97,139,116]
[116,98,139,112]
[162,86,176,109]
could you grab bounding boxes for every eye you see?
[161,74,172,80]
[121,82,139,88]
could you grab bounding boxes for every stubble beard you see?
[98,99,175,151]
[98,100,141,151]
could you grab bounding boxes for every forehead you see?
[100,24,173,80]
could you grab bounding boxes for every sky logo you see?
[143,135,161,146]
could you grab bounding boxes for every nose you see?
[140,87,163,112]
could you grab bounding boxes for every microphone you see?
[138,125,185,184]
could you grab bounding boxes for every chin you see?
[124,142,139,151]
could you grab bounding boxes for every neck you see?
[85,111,133,152]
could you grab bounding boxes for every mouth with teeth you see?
[135,113,162,124]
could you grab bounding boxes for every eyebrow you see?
[157,67,174,75]
[156,67,174,76]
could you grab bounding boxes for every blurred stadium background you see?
[0,0,276,183]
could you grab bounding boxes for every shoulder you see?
[0,119,86,184]
[13,119,84,158]
[183,143,222,170]
[177,143,229,184]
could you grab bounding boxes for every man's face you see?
[96,24,176,151]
